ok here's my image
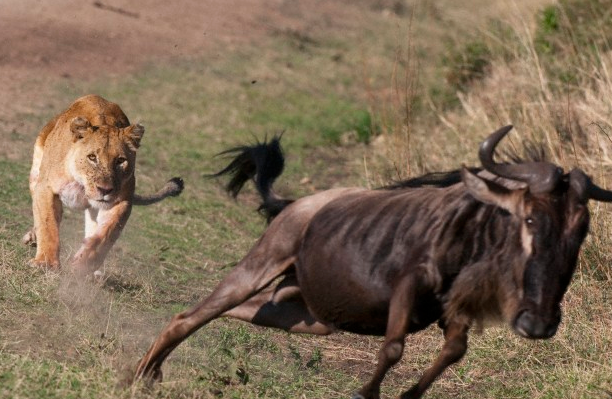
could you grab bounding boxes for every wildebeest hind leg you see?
[133,256,295,383]
[223,275,334,335]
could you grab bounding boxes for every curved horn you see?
[587,180,612,202]
[478,125,563,194]
[569,168,612,203]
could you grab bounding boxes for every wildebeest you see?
[133,126,612,398]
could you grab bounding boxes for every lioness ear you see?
[125,123,145,150]
[461,167,524,215]
[70,117,92,141]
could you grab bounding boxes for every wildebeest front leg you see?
[354,276,417,399]
[400,321,469,399]
[133,256,295,383]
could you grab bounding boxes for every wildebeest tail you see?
[212,136,294,222]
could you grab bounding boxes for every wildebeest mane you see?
[384,141,548,190]
[382,168,480,190]
[503,140,547,164]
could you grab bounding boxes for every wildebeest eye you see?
[116,157,127,165]
[87,153,97,163]
[525,217,534,225]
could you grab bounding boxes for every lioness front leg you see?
[71,201,132,275]
[30,187,62,268]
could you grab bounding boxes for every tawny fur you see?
[24,94,183,274]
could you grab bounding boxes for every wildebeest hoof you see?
[117,364,162,389]
[138,367,163,386]
[151,368,163,383]
[351,394,366,399]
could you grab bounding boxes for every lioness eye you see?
[87,153,97,162]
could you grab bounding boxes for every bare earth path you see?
[0,0,367,159]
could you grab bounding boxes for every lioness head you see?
[67,117,144,208]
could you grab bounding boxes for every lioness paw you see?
[28,257,59,269]
[70,250,104,278]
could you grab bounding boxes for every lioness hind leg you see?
[22,228,37,247]
[30,188,62,268]
[23,140,44,248]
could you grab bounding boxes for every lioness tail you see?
[133,177,184,206]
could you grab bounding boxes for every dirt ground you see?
[0,0,379,152]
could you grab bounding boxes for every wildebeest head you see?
[461,125,604,339]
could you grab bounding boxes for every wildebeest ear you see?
[461,167,523,214]
[125,123,145,150]
[568,168,589,204]
[70,117,92,141]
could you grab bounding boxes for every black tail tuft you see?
[211,136,293,222]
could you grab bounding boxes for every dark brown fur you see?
[132,127,606,398]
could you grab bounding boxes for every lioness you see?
[23,94,183,275]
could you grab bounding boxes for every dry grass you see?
[2,1,612,398]
[364,1,612,397]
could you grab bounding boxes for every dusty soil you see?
[0,0,378,155]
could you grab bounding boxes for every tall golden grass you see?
[378,1,612,279]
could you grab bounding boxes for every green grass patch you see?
[3,2,612,399]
